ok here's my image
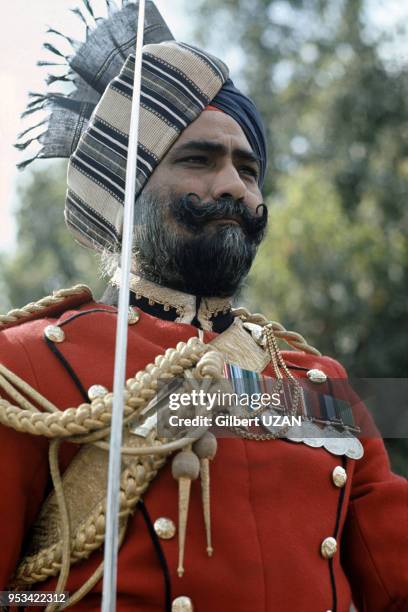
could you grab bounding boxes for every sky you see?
[1,0,407,254]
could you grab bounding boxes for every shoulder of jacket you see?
[317,354,348,377]
[233,306,321,356]
[232,306,350,377]
[285,351,348,377]
[0,285,94,333]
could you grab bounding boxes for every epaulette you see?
[232,306,321,356]
[0,285,93,332]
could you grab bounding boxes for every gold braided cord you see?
[0,372,39,413]
[232,307,321,356]
[0,285,92,327]
[94,437,198,456]
[46,440,71,612]
[231,324,304,442]
[58,524,127,611]
[0,364,59,413]
[0,342,221,440]
[6,339,224,602]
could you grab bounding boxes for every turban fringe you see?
[15,2,175,168]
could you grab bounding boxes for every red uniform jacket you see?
[0,295,406,611]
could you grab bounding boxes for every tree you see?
[0,161,105,312]
[194,0,408,473]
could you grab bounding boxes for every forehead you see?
[171,110,252,152]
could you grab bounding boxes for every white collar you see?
[111,269,232,331]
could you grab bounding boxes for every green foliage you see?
[0,162,105,312]
[195,0,408,473]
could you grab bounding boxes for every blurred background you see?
[0,0,407,474]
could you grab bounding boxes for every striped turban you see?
[67,42,228,251]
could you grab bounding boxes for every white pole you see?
[101,2,146,610]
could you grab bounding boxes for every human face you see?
[145,110,263,220]
[133,111,267,297]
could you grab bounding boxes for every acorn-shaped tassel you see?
[172,447,200,577]
[193,432,218,557]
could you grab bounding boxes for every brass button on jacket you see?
[154,517,176,540]
[306,368,327,383]
[172,596,194,612]
[87,384,109,401]
[44,325,65,343]
[128,307,140,325]
[332,466,347,488]
[321,536,338,559]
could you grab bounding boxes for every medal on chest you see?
[209,318,364,460]
[222,362,364,460]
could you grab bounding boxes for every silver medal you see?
[286,423,304,442]
[304,437,324,448]
[321,426,346,456]
[302,421,324,447]
[324,435,347,456]
[345,436,364,460]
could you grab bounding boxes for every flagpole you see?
[101,1,146,610]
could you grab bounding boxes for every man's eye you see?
[178,156,208,164]
[239,165,259,180]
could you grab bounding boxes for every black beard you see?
[133,191,268,297]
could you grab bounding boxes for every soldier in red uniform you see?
[0,2,406,611]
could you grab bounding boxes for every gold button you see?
[128,308,140,325]
[172,596,194,612]
[321,536,337,559]
[154,517,176,540]
[307,368,327,383]
[332,466,347,488]
[88,385,109,401]
[44,325,65,343]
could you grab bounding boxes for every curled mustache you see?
[169,193,268,243]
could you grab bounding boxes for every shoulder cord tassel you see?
[193,432,217,557]
[171,446,200,577]
[264,324,302,415]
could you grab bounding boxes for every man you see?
[0,2,406,611]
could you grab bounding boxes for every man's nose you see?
[210,164,247,201]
